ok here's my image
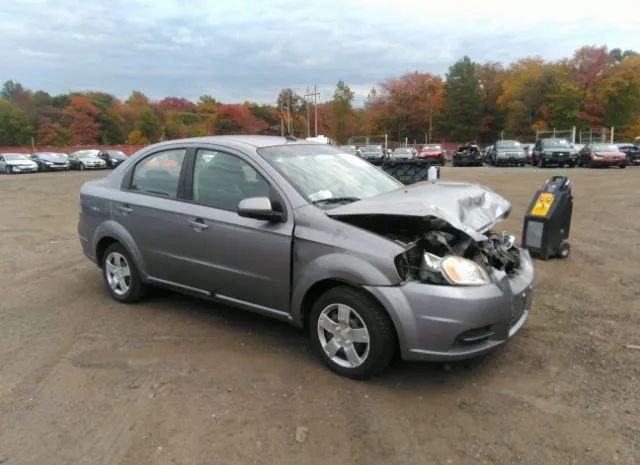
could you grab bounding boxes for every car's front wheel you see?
[102,243,147,303]
[309,286,396,379]
[6,166,13,174]
[79,163,85,171]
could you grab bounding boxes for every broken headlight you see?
[441,256,491,286]
[420,254,490,286]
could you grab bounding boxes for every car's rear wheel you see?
[102,243,147,303]
[309,286,396,379]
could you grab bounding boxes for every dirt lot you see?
[1,166,638,465]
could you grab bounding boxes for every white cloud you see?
[1,0,638,104]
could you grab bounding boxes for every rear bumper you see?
[365,249,535,361]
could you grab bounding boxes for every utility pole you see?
[305,85,320,137]
[279,97,284,137]
[305,86,310,138]
[286,94,291,135]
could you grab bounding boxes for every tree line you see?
[1,45,638,147]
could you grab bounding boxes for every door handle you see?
[117,204,133,215]
[188,218,209,231]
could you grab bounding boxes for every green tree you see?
[330,80,355,143]
[0,100,33,145]
[442,57,482,141]
[135,108,162,142]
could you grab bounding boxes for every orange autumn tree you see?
[62,96,102,144]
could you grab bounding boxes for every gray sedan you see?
[78,136,534,378]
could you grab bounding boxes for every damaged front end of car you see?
[326,181,534,361]
[327,181,525,288]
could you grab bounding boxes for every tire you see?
[102,243,148,303]
[540,159,545,168]
[6,166,13,175]
[558,241,571,259]
[309,286,396,379]
[620,164,626,169]
[80,163,85,171]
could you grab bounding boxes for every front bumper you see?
[589,158,626,167]
[541,153,576,164]
[10,165,38,172]
[365,249,535,361]
[496,155,526,164]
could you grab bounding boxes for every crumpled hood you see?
[326,181,511,241]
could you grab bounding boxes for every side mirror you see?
[237,197,283,222]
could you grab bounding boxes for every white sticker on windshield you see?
[308,190,333,202]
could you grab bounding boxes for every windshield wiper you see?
[312,196,360,205]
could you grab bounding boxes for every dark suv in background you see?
[531,139,578,167]
[98,150,128,169]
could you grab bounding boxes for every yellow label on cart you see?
[531,192,554,216]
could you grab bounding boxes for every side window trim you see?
[121,146,190,199]
[184,147,287,221]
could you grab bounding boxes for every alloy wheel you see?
[317,303,370,368]
[105,252,131,296]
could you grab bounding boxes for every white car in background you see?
[0,153,39,174]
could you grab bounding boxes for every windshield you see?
[542,139,570,148]
[76,150,100,159]
[35,153,64,161]
[393,148,411,153]
[496,140,521,148]
[361,145,383,153]
[422,145,441,151]
[592,144,620,152]
[259,145,402,207]
[4,154,29,161]
[107,150,127,159]
[338,146,356,154]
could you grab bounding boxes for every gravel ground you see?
[0,166,638,465]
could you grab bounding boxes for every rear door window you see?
[130,149,186,198]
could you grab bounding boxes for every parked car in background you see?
[417,144,446,165]
[489,140,526,166]
[532,139,578,167]
[78,135,533,379]
[359,145,387,165]
[69,150,107,170]
[616,143,640,165]
[98,150,128,169]
[452,143,483,166]
[578,143,626,168]
[338,145,360,157]
[390,147,415,160]
[0,153,39,174]
[31,152,70,171]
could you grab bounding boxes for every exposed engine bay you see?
[337,215,521,285]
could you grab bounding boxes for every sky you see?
[1,0,639,106]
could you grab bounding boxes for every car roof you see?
[149,135,311,150]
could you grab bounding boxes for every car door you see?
[172,147,293,315]
[112,147,191,284]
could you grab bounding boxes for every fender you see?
[289,251,396,326]
[92,220,149,278]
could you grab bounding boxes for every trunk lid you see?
[326,181,511,241]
